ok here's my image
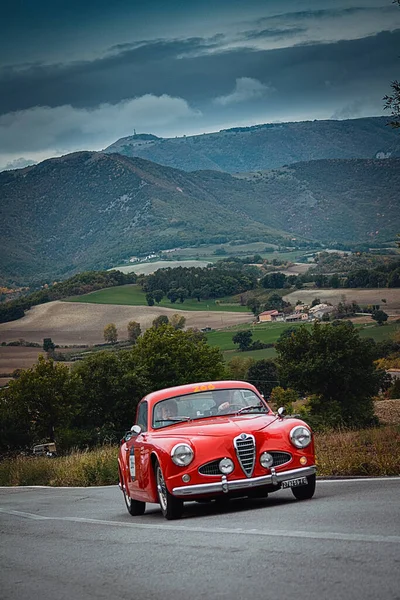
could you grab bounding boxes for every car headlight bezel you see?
[290,425,312,449]
[171,443,194,467]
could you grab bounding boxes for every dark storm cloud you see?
[243,27,308,41]
[1,29,399,116]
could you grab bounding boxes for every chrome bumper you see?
[172,465,316,497]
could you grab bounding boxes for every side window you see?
[136,401,148,432]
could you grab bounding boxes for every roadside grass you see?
[315,426,400,476]
[1,426,398,486]
[64,284,249,312]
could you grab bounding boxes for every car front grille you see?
[269,451,292,466]
[198,460,221,476]
[234,433,255,477]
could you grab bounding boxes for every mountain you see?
[1,151,399,283]
[104,117,400,173]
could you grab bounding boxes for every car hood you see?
[151,414,279,439]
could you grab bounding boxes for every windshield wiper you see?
[154,416,191,423]
[236,405,268,414]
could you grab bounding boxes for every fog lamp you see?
[182,474,191,483]
[219,458,234,474]
[260,452,273,468]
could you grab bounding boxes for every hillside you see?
[104,117,400,173]
[1,152,399,282]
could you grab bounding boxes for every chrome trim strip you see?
[172,466,317,497]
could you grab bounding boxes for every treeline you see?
[0,270,137,324]
[1,321,394,455]
[141,265,258,300]
[0,326,226,453]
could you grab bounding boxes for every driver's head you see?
[159,399,178,419]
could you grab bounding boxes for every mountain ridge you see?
[104,116,400,173]
[1,151,399,283]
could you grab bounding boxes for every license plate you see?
[281,477,308,489]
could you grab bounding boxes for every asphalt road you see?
[1,479,399,600]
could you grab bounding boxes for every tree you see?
[310,298,321,308]
[127,321,141,344]
[372,310,389,326]
[130,325,227,390]
[0,356,80,449]
[43,338,55,352]
[170,314,186,330]
[228,357,255,380]
[167,288,179,303]
[146,292,155,306]
[246,297,261,315]
[153,290,164,304]
[104,323,118,344]
[384,79,400,128]
[152,315,169,328]
[269,386,298,413]
[232,330,253,351]
[264,293,284,311]
[246,359,279,397]
[262,272,287,289]
[275,321,383,428]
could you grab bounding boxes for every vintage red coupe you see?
[118,380,316,519]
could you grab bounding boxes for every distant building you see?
[309,303,335,319]
[285,312,309,323]
[258,310,279,322]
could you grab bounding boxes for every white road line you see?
[1,507,399,544]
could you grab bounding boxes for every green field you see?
[64,284,249,312]
[205,321,400,362]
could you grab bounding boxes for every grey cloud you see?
[214,78,275,105]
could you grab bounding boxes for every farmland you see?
[283,288,400,315]
[65,284,249,312]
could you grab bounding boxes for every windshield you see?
[152,388,269,429]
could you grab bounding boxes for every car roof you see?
[143,380,259,407]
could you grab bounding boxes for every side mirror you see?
[277,406,286,418]
[130,425,142,435]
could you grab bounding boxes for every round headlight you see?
[260,452,273,468]
[219,457,234,474]
[290,426,312,449]
[171,444,194,466]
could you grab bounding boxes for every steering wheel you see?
[218,403,243,414]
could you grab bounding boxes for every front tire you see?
[291,474,316,500]
[120,472,146,516]
[155,460,183,520]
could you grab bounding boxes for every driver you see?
[156,399,178,421]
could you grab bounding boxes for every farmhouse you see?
[309,303,335,319]
[258,310,279,322]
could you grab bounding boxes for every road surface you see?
[1,479,399,600]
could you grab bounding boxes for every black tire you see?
[120,472,146,516]
[291,474,316,500]
[155,460,183,520]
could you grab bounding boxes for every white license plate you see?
[281,477,308,489]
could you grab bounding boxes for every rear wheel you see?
[291,474,316,500]
[155,460,183,520]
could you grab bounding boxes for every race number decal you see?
[129,448,136,480]
[193,384,215,392]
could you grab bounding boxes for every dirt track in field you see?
[0,301,253,346]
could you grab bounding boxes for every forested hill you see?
[104,117,400,173]
[1,151,399,283]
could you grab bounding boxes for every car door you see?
[127,400,149,501]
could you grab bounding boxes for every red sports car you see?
[118,380,316,519]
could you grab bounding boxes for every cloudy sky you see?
[1,0,400,170]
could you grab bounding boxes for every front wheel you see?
[291,474,316,500]
[120,473,146,516]
[155,460,183,520]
